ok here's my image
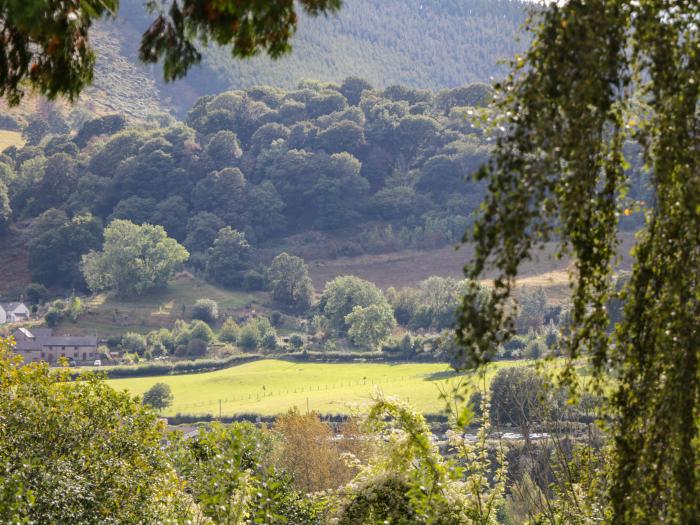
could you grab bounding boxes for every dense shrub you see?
[121,332,148,356]
[188,320,214,343]
[186,338,208,357]
[219,318,240,343]
[242,270,266,291]
[191,298,219,324]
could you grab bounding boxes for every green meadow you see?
[107,358,530,416]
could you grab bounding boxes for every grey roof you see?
[1,302,25,312]
[42,335,97,347]
[13,328,97,351]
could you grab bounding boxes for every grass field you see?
[107,359,530,417]
[0,130,24,151]
[56,276,265,336]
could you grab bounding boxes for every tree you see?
[142,383,174,411]
[345,303,397,349]
[24,283,49,305]
[386,287,419,326]
[81,220,189,297]
[168,421,321,524]
[414,276,463,330]
[455,1,700,522]
[191,298,219,325]
[184,212,225,253]
[74,114,127,148]
[516,287,547,333]
[188,320,214,344]
[237,317,275,351]
[340,76,373,106]
[338,395,505,524]
[268,252,314,313]
[489,367,547,441]
[31,153,80,214]
[273,408,353,493]
[205,130,243,170]
[0,339,194,523]
[149,195,189,241]
[0,180,10,233]
[245,181,286,239]
[109,196,158,225]
[237,321,261,351]
[0,0,342,105]
[320,276,388,333]
[192,168,247,227]
[28,210,103,290]
[315,120,365,154]
[205,227,252,288]
[219,317,240,343]
[121,332,148,356]
[250,123,290,155]
[22,116,50,146]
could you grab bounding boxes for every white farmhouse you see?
[0,302,30,324]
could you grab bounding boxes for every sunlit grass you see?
[0,130,24,151]
[107,358,533,417]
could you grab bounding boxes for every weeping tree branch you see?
[456,0,700,522]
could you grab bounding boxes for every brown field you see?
[307,234,636,302]
[0,130,25,151]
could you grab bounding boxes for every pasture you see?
[107,358,529,417]
[54,276,264,336]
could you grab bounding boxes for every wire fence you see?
[171,374,432,413]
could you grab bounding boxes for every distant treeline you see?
[116,0,530,111]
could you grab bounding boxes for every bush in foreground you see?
[0,338,195,523]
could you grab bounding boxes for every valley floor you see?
[107,358,529,417]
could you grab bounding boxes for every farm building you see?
[12,327,99,365]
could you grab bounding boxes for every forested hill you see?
[112,0,529,115]
[0,80,498,295]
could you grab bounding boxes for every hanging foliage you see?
[455,1,700,523]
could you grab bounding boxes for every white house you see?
[0,302,30,324]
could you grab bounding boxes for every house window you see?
[41,353,45,359]
[74,352,78,358]
[74,346,79,350]
[61,346,66,350]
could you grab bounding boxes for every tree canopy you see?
[2,77,500,293]
[142,382,174,411]
[81,220,188,296]
[268,252,314,313]
[0,339,194,523]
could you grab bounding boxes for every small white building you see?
[0,302,30,324]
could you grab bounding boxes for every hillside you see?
[191,0,529,97]
[0,74,646,301]
[51,276,264,337]
[120,0,529,115]
[0,0,529,120]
